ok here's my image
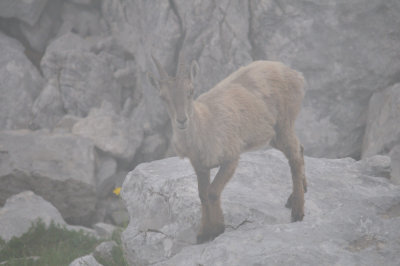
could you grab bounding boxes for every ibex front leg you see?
[195,159,239,244]
[193,167,211,243]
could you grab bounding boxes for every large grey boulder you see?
[0,191,96,242]
[0,130,95,185]
[121,149,400,265]
[0,0,48,26]
[250,0,400,158]
[0,130,98,225]
[362,83,400,158]
[0,32,44,130]
[0,191,65,242]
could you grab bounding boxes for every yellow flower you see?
[113,187,121,196]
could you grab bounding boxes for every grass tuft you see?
[0,219,127,266]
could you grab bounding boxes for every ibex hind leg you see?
[271,128,306,222]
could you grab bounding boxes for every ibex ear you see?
[190,60,199,83]
[147,72,160,91]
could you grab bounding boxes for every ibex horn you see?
[176,50,186,78]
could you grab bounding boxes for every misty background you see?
[0,0,400,265]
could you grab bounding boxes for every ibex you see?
[148,54,307,244]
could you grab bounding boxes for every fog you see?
[0,0,399,265]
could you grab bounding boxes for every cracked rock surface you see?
[121,149,400,266]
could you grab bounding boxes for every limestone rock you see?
[362,83,400,158]
[0,32,44,130]
[390,145,400,184]
[121,149,400,265]
[69,254,103,266]
[72,102,143,161]
[0,130,95,184]
[32,78,65,129]
[93,223,116,239]
[59,2,105,38]
[93,241,118,264]
[40,33,122,117]
[0,0,48,26]
[249,0,400,158]
[0,130,98,225]
[0,191,65,242]
[19,0,63,53]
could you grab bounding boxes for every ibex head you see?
[148,54,199,130]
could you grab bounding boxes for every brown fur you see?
[148,58,307,244]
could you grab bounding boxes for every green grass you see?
[0,220,128,266]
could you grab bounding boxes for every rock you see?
[0,191,65,242]
[0,32,44,130]
[355,155,391,179]
[135,132,170,163]
[69,254,103,266]
[108,198,129,227]
[0,191,97,243]
[40,32,122,118]
[19,0,63,53]
[0,130,98,225]
[362,83,400,158]
[93,241,118,264]
[53,115,81,133]
[57,51,121,117]
[72,101,143,161]
[0,130,95,185]
[121,149,400,265]
[390,145,400,184]
[40,32,91,81]
[101,0,181,131]
[32,78,65,129]
[0,170,98,226]
[58,2,105,38]
[175,0,253,95]
[0,0,48,26]
[249,0,400,158]
[94,223,117,239]
[95,153,117,197]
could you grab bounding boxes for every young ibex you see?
[148,54,307,244]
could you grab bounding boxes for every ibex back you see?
[148,56,307,244]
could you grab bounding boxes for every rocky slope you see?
[0,0,399,237]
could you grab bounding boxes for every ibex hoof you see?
[291,211,304,222]
[290,199,304,222]
[196,225,225,244]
